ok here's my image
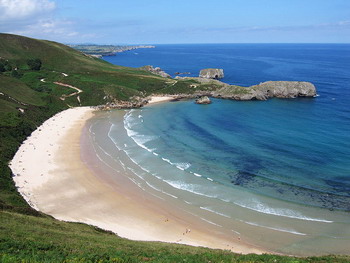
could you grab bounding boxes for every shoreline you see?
[9,103,266,254]
[146,95,178,105]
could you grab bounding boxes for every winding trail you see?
[54,82,83,103]
[40,73,83,105]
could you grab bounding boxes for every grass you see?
[0,33,349,262]
[1,211,349,263]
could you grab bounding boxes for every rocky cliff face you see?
[199,68,224,79]
[140,65,171,78]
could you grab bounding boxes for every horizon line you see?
[65,42,350,46]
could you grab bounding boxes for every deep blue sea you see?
[104,44,350,211]
[92,44,350,254]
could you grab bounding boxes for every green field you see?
[0,33,348,262]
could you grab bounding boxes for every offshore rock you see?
[195,96,212,104]
[140,65,171,78]
[199,68,224,79]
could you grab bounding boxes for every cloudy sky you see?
[1,0,350,44]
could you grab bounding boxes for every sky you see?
[1,0,350,44]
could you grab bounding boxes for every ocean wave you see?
[199,217,223,227]
[234,199,333,223]
[175,162,191,171]
[123,110,156,153]
[107,124,123,151]
[163,180,219,199]
[243,221,307,236]
[144,181,178,199]
[199,206,231,218]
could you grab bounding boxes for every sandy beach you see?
[147,95,177,105]
[10,102,266,254]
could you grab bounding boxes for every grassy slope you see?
[0,33,348,262]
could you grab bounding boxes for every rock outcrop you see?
[140,65,171,78]
[195,96,211,104]
[97,80,316,110]
[199,68,224,79]
[211,81,316,101]
[251,81,317,99]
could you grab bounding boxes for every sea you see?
[87,44,350,255]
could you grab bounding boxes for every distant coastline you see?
[69,44,155,58]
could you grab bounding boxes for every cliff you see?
[211,81,316,100]
[199,68,224,79]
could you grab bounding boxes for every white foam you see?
[176,162,191,170]
[163,180,219,199]
[231,230,241,235]
[123,111,156,153]
[199,217,223,227]
[143,181,178,199]
[199,206,231,218]
[243,221,307,236]
[235,199,333,223]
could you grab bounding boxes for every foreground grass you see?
[1,211,349,263]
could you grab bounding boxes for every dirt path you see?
[54,82,82,105]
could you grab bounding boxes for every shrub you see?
[11,69,22,78]
[27,58,42,70]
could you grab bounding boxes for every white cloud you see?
[8,18,99,42]
[0,0,95,42]
[0,0,55,21]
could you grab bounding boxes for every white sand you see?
[10,107,94,209]
[147,96,177,105]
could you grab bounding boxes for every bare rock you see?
[199,68,224,79]
[140,65,171,78]
[251,81,317,98]
[195,96,212,104]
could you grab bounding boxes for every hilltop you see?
[0,34,342,262]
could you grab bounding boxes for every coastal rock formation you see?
[195,96,211,104]
[97,81,316,110]
[97,99,146,110]
[251,81,317,99]
[140,65,171,78]
[211,81,317,101]
[199,68,224,79]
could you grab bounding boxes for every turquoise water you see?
[95,44,350,254]
[105,44,350,211]
[122,98,350,211]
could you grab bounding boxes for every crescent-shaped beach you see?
[9,102,265,255]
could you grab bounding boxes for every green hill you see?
[0,33,348,262]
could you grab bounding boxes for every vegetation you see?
[27,58,42,71]
[0,33,348,262]
[69,44,155,56]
